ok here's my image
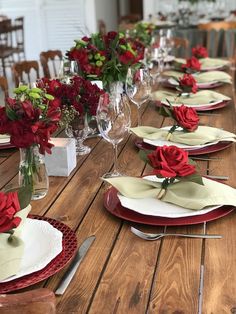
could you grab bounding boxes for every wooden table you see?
[0,82,236,314]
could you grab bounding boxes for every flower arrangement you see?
[0,85,61,154]
[178,73,198,94]
[140,145,203,199]
[181,56,201,73]
[158,103,200,138]
[133,22,156,46]
[192,45,208,59]
[38,76,105,125]
[0,86,61,198]
[66,31,145,88]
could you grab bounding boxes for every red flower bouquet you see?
[38,76,105,125]
[67,31,145,88]
[181,56,201,73]
[192,45,208,59]
[179,73,198,94]
[0,86,61,199]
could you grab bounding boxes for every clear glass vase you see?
[19,145,49,200]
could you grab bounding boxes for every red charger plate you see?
[155,100,229,111]
[0,142,15,149]
[0,215,77,293]
[162,79,223,90]
[134,139,232,156]
[104,187,234,226]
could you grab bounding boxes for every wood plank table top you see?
[0,82,236,314]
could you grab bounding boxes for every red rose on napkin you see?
[192,45,208,59]
[181,56,201,73]
[179,73,198,93]
[148,145,196,178]
[173,105,199,131]
[0,191,21,233]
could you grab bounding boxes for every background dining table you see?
[0,77,236,313]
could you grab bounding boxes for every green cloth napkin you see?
[105,176,236,210]
[164,70,232,84]
[130,126,236,146]
[175,57,230,70]
[0,205,31,281]
[152,89,230,107]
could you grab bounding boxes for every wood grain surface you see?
[0,80,236,314]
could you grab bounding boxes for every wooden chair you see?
[12,16,26,61]
[198,21,236,57]
[0,75,9,98]
[40,50,62,78]
[98,20,106,35]
[0,19,14,77]
[0,288,56,314]
[12,60,40,87]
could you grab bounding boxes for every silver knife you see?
[55,235,96,295]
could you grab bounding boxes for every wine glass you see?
[58,59,78,82]
[125,67,151,126]
[65,112,91,156]
[96,93,131,178]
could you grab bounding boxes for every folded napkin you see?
[131,126,236,146]
[164,70,232,84]
[175,57,230,70]
[105,176,236,210]
[0,134,10,144]
[152,90,230,107]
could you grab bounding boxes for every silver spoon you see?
[131,227,222,241]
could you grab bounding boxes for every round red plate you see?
[156,100,229,111]
[104,187,234,226]
[0,143,15,149]
[134,139,232,156]
[0,216,77,293]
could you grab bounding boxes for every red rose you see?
[119,51,135,65]
[0,191,21,233]
[173,105,199,131]
[192,45,208,59]
[148,145,196,178]
[181,56,201,72]
[179,73,198,93]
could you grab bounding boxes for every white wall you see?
[95,0,118,31]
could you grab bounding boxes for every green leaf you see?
[29,92,41,99]
[17,185,32,208]
[158,106,172,117]
[180,174,204,186]
[138,149,152,164]
[5,104,18,120]
[45,94,54,100]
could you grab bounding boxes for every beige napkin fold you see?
[164,70,232,84]
[175,57,230,70]
[0,205,31,281]
[152,89,230,107]
[0,134,10,144]
[130,126,236,146]
[105,176,236,210]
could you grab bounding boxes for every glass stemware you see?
[96,93,131,178]
[65,113,91,156]
[125,67,151,126]
[58,59,78,82]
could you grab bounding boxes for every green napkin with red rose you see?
[174,57,230,70]
[152,90,230,107]
[0,200,31,281]
[130,126,236,146]
[104,176,236,210]
[163,70,232,84]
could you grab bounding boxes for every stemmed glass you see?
[58,59,78,82]
[96,93,131,178]
[65,112,91,156]
[125,67,151,126]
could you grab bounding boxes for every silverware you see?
[131,227,222,241]
[191,157,221,161]
[55,235,96,295]
[205,175,229,180]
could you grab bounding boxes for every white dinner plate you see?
[0,135,10,144]
[118,176,221,218]
[1,218,63,282]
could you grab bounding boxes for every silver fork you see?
[131,227,222,241]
